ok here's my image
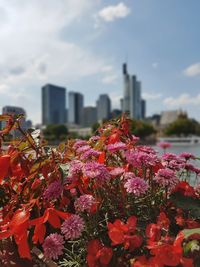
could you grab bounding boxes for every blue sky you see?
[0,0,200,124]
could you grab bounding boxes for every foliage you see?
[0,115,200,267]
[43,124,68,141]
[130,119,156,139]
[165,117,200,136]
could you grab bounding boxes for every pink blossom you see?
[124,177,149,196]
[76,145,91,154]
[131,135,140,144]
[80,148,101,161]
[69,160,83,177]
[73,139,88,150]
[179,152,195,160]
[162,153,178,161]
[123,172,136,181]
[126,150,158,168]
[74,194,95,212]
[154,168,179,189]
[138,145,157,155]
[42,233,64,260]
[43,180,62,201]
[157,141,171,150]
[107,142,127,152]
[184,163,196,172]
[84,161,111,185]
[109,167,124,176]
[61,214,85,240]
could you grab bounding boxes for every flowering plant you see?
[0,115,200,266]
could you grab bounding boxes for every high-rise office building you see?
[141,99,146,119]
[96,94,111,122]
[68,92,84,125]
[42,84,66,125]
[122,63,143,120]
[82,106,97,127]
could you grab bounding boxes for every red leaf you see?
[32,223,46,244]
[48,210,61,228]
[9,209,30,235]
[98,152,105,164]
[0,155,10,183]
[55,209,71,220]
[15,232,31,259]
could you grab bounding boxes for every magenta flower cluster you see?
[42,233,64,260]
[154,168,179,189]
[84,161,111,185]
[74,194,95,212]
[43,180,63,201]
[61,214,85,240]
[124,176,149,196]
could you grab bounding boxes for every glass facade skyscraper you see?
[68,92,84,125]
[96,94,111,121]
[42,84,66,125]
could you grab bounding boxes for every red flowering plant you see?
[0,114,200,267]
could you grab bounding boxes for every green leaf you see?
[182,228,200,239]
[170,192,200,218]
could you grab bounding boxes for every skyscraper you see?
[82,106,97,127]
[68,92,84,125]
[122,63,143,120]
[96,94,111,122]
[42,84,66,125]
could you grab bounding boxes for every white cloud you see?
[142,92,162,100]
[183,63,200,77]
[102,74,118,84]
[101,65,113,73]
[98,2,130,22]
[0,0,114,123]
[163,93,200,107]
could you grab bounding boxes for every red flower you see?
[157,212,170,230]
[146,224,161,242]
[87,239,113,267]
[108,216,142,251]
[173,181,196,197]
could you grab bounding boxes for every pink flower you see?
[61,214,85,240]
[74,194,95,212]
[126,150,158,168]
[157,141,171,150]
[124,177,149,196]
[76,145,91,154]
[179,152,195,160]
[84,161,111,185]
[42,233,64,260]
[162,153,178,161]
[109,167,124,176]
[73,139,88,150]
[138,145,157,155]
[123,172,136,181]
[80,149,101,161]
[107,142,126,152]
[154,168,179,189]
[43,180,62,201]
[69,160,83,177]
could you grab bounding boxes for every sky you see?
[0,0,200,124]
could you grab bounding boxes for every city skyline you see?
[0,1,200,123]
